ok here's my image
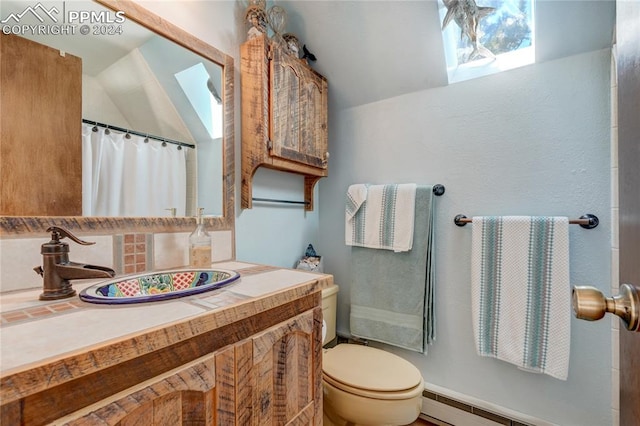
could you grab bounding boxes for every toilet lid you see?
[323,344,422,392]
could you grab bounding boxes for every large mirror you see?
[0,0,234,235]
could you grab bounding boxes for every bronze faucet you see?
[34,226,116,300]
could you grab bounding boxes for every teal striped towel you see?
[349,185,435,353]
[345,183,416,252]
[471,216,571,380]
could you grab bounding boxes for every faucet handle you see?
[34,266,44,277]
[46,226,95,246]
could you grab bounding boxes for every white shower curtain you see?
[82,123,187,217]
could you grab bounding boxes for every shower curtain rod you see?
[82,119,196,149]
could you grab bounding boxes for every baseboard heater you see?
[421,390,533,426]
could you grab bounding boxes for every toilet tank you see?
[321,285,339,346]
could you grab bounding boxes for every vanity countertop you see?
[0,261,332,406]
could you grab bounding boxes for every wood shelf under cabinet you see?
[241,35,328,211]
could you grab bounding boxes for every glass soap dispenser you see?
[189,208,212,268]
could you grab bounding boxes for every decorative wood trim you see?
[312,304,323,426]
[214,345,236,424]
[235,339,254,425]
[0,0,235,241]
[240,35,270,210]
[304,176,322,212]
[0,216,230,238]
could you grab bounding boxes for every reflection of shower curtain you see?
[82,123,187,217]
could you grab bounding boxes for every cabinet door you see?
[270,46,328,170]
[0,34,82,216]
[248,308,323,426]
[62,348,234,425]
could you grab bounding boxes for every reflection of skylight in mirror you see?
[175,63,223,139]
[439,0,535,84]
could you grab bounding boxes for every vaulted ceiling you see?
[1,0,616,113]
[278,0,616,111]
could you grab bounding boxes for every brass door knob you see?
[572,284,640,332]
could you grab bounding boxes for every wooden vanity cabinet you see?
[58,308,322,426]
[241,35,328,211]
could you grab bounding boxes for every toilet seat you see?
[322,344,423,400]
[323,372,423,400]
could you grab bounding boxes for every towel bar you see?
[454,213,599,229]
[254,184,445,207]
[432,184,445,196]
[252,197,310,205]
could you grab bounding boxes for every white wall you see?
[235,168,321,268]
[318,49,612,425]
[139,1,321,268]
[82,75,130,126]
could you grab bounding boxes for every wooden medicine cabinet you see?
[241,34,328,211]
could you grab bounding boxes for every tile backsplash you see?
[113,233,153,274]
[0,230,233,293]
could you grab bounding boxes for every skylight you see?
[174,63,223,140]
[439,0,535,84]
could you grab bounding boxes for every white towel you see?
[471,216,571,380]
[345,183,416,252]
[346,184,368,220]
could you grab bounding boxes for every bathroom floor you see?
[410,417,439,426]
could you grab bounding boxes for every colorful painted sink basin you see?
[79,269,240,305]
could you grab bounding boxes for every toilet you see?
[321,285,424,426]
